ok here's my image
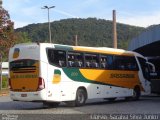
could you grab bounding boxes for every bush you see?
[2,75,8,89]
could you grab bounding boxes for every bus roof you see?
[12,43,144,58]
[52,43,144,57]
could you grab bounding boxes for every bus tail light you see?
[37,77,45,91]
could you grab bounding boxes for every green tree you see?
[0,8,15,61]
[15,32,32,43]
[15,18,145,50]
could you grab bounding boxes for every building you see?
[128,25,160,93]
[128,25,160,68]
[128,25,160,57]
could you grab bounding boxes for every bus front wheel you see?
[75,88,87,106]
[132,86,140,100]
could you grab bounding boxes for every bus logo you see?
[52,69,61,84]
[13,48,20,58]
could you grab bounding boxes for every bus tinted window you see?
[113,56,138,70]
[100,55,113,69]
[85,54,99,68]
[47,49,66,67]
[67,52,84,67]
[138,57,150,80]
[10,59,36,70]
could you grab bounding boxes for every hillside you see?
[15,18,145,49]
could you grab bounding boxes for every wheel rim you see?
[78,92,84,104]
[133,88,140,99]
[133,90,137,98]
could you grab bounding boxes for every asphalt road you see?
[0,95,160,120]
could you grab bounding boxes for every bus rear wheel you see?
[132,87,140,100]
[75,88,87,106]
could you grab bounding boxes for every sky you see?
[2,0,160,28]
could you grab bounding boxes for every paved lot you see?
[0,95,160,120]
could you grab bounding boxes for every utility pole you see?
[42,6,55,43]
[0,54,2,90]
[75,35,78,46]
[113,10,117,48]
[0,0,2,9]
[0,0,2,90]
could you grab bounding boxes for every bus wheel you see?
[43,102,60,108]
[75,88,87,106]
[132,87,140,100]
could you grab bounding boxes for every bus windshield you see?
[10,59,37,70]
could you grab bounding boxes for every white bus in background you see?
[8,43,151,107]
[2,62,9,75]
[0,62,9,89]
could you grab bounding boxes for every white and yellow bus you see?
[8,43,151,107]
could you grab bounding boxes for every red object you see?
[37,77,45,91]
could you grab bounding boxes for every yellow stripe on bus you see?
[80,69,141,89]
[73,47,134,56]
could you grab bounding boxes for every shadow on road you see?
[0,95,160,110]
[0,101,44,110]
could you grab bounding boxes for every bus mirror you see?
[146,62,158,78]
[146,62,156,73]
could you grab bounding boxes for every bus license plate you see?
[21,94,27,97]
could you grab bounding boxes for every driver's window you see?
[138,57,150,80]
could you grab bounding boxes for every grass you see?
[0,75,9,96]
[2,75,8,88]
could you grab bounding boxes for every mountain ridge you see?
[15,18,145,49]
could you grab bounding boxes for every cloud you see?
[4,0,160,28]
[118,11,160,27]
[53,9,79,18]
[14,21,30,29]
[21,6,39,17]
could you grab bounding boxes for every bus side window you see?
[101,59,106,68]
[107,55,113,69]
[100,56,108,69]
[85,54,99,68]
[138,57,150,80]
[85,61,90,67]
[91,61,99,68]
[47,49,66,67]
[113,56,123,70]
[59,60,65,67]
[125,57,138,70]
[67,52,84,68]
[113,56,138,71]
[68,55,74,67]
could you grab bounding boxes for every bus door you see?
[46,48,66,100]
